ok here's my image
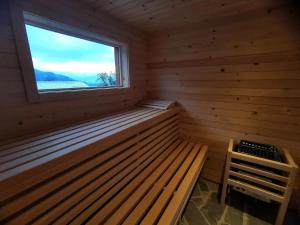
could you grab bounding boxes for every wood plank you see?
[0,109,161,174]
[0,107,149,152]
[0,108,155,157]
[85,137,183,225]
[229,170,287,193]
[71,136,180,225]
[138,122,179,150]
[103,140,189,225]
[123,143,202,225]
[2,107,180,224]
[145,1,300,188]
[0,108,179,203]
[156,145,208,225]
[46,135,180,225]
[0,135,139,222]
[230,162,289,183]
[227,179,284,202]
[0,110,163,180]
[140,143,199,225]
[232,151,292,172]
[139,114,179,140]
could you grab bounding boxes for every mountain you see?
[70,75,98,84]
[34,69,76,81]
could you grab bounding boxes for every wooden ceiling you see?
[79,0,289,33]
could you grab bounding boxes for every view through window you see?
[25,24,119,91]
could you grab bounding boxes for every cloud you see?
[32,57,115,75]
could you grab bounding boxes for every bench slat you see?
[157,145,208,225]
[68,136,180,225]
[1,136,139,222]
[122,143,201,225]
[86,140,187,225]
[0,108,152,155]
[51,135,179,225]
[37,128,179,225]
[139,114,179,140]
[138,124,179,156]
[0,108,154,161]
[0,105,208,225]
[2,115,179,224]
[0,109,159,172]
[49,135,179,224]
[0,107,179,202]
[140,143,201,225]
[106,140,190,225]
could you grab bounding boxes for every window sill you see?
[28,87,132,103]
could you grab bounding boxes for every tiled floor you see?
[179,178,298,225]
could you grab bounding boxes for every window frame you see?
[10,1,131,103]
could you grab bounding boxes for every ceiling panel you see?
[79,0,290,33]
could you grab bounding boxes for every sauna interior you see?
[0,0,300,225]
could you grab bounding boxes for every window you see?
[10,1,130,102]
[25,24,121,91]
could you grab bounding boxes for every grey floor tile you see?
[202,192,225,225]
[198,180,209,192]
[205,180,219,192]
[224,206,244,225]
[191,185,201,198]
[192,197,205,209]
[181,177,294,225]
[185,201,210,225]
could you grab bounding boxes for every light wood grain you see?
[0,106,208,225]
[146,1,300,198]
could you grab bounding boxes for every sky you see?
[25,24,116,80]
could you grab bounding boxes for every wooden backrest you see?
[0,106,180,224]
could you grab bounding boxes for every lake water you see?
[37,81,90,90]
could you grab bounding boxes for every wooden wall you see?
[147,1,300,193]
[0,0,148,142]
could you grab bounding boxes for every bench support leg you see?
[221,183,228,205]
[220,140,233,206]
[275,169,297,225]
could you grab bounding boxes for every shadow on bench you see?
[0,101,208,225]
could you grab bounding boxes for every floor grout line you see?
[200,210,211,225]
[243,204,248,225]
[218,205,229,225]
[181,178,297,225]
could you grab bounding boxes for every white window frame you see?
[10,1,130,103]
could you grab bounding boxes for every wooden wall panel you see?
[0,0,147,142]
[147,1,300,199]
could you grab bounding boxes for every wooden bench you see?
[0,104,208,225]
